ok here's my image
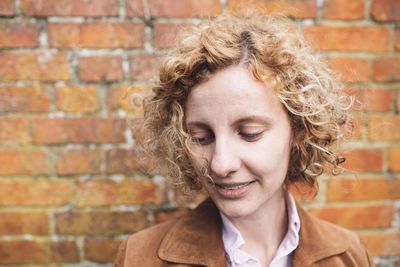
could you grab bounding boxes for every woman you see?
[114,14,374,267]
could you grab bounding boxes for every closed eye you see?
[240,132,263,141]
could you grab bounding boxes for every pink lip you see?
[214,181,255,199]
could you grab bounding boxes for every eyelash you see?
[191,132,262,145]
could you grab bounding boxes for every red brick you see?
[146,0,220,18]
[328,177,400,202]
[347,116,363,140]
[130,54,161,81]
[374,58,400,82]
[352,89,394,112]
[341,148,383,172]
[32,118,126,144]
[0,118,30,145]
[0,180,73,205]
[155,209,188,224]
[309,205,393,229]
[371,0,400,22]
[84,239,122,263]
[153,23,193,48]
[0,22,38,47]
[389,148,400,172]
[21,0,118,16]
[0,150,50,175]
[0,53,70,81]
[323,0,364,20]
[126,0,144,16]
[50,241,79,263]
[57,150,102,176]
[56,85,99,113]
[0,212,49,235]
[361,232,400,257]
[304,26,390,52]
[330,57,370,83]
[79,56,123,82]
[108,85,150,113]
[227,0,317,19]
[106,149,150,174]
[55,210,149,235]
[76,179,162,206]
[368,116,400,141]
[0,0,14,15]
[395,28,400,51]
[0,86,50,112]
[48,23,80,48]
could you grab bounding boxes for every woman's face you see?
[185,65,293,220]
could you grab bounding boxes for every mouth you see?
[216,181,255,190]
[213,181,256,199]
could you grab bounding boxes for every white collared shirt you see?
[220,192,300,267]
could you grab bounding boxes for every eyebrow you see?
[186,116,273,129]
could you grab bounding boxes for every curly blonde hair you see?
[139,14,351,192]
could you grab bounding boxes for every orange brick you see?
[146,0,220,18]
[50,241,79,263]
[361,232,400,257]
[328,177,400,202]
[32,118,126,144]
[371,0,400,22]
[106,149,146,174]
[0,0,14,15]
[155,209,188,224]
[389,148,400,172]
[0,86,50,112]
[0,150,50,175]
[57,150,102,175]
[56,85,99,113]
[21,0,118,16]
[55,210,149,235]
[0,23,38,48]
[0,53,70,81]
[309,205,393,229]
[330,57,370,83]
[304,26,390,52]
[79,56,123,82]
[125,0,144,16]
[346,116,363,140]
[130,54,161,81]
[0,212,49,235]
[227,0,317,19]
[323,0,364,20]
[153,23,193,48]
[84,239,122,263]
[368,116,400,141]
[395,28,400,51]
[108,85,150,113]
[374,58,400,82]
[0,118,30,145]
[354,89,394,112]
[0,180,73,205]
[341,148,383,172]
[76,179,162,206]
[48,23,80,48]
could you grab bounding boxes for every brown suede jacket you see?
[113,199,374,267]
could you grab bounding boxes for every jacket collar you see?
[157,198,350,267]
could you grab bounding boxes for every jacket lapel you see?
[157,199,228,267]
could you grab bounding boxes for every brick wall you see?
[0,0,399,266]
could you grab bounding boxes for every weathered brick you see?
[368,116,400,141]
[0,53,70,81]
[361,233,400,257]
[79,56,123,82]
[227,0,317,19]
[108,85,150,113]
[55,210,149,235]
[48,23,80,48]
[323,0,364,20]
[130,54,161,81]
[341,148,383,172]
[0,180,73,205]
[76,179,162,206]
[0,150,50,175]
[373,58,400,82]
[309,205,393,229]
[351,89,394,112]
[21,0,118,16]
[0,22,38,47]
[0,212,49,235]
[389,148,400,172]
[395,28,400,51]
[125,0,144,16]
[330,57,370,83]
[327,177,400,202]
[32,118,126,144]
[0,86,50,112]
[106,149,153,174]
[153,23,193,48]
[0,118,30,145]
[56,85,99,113]
[57,149,102,176]
[84,239,122,263]
[0,0,14,15]
[304,26,390,52]
[371,0,400,22]
[50,241,80,263]
[146,0,220,18]
[155,209,188,224]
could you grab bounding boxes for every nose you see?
[210,137,241,178]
